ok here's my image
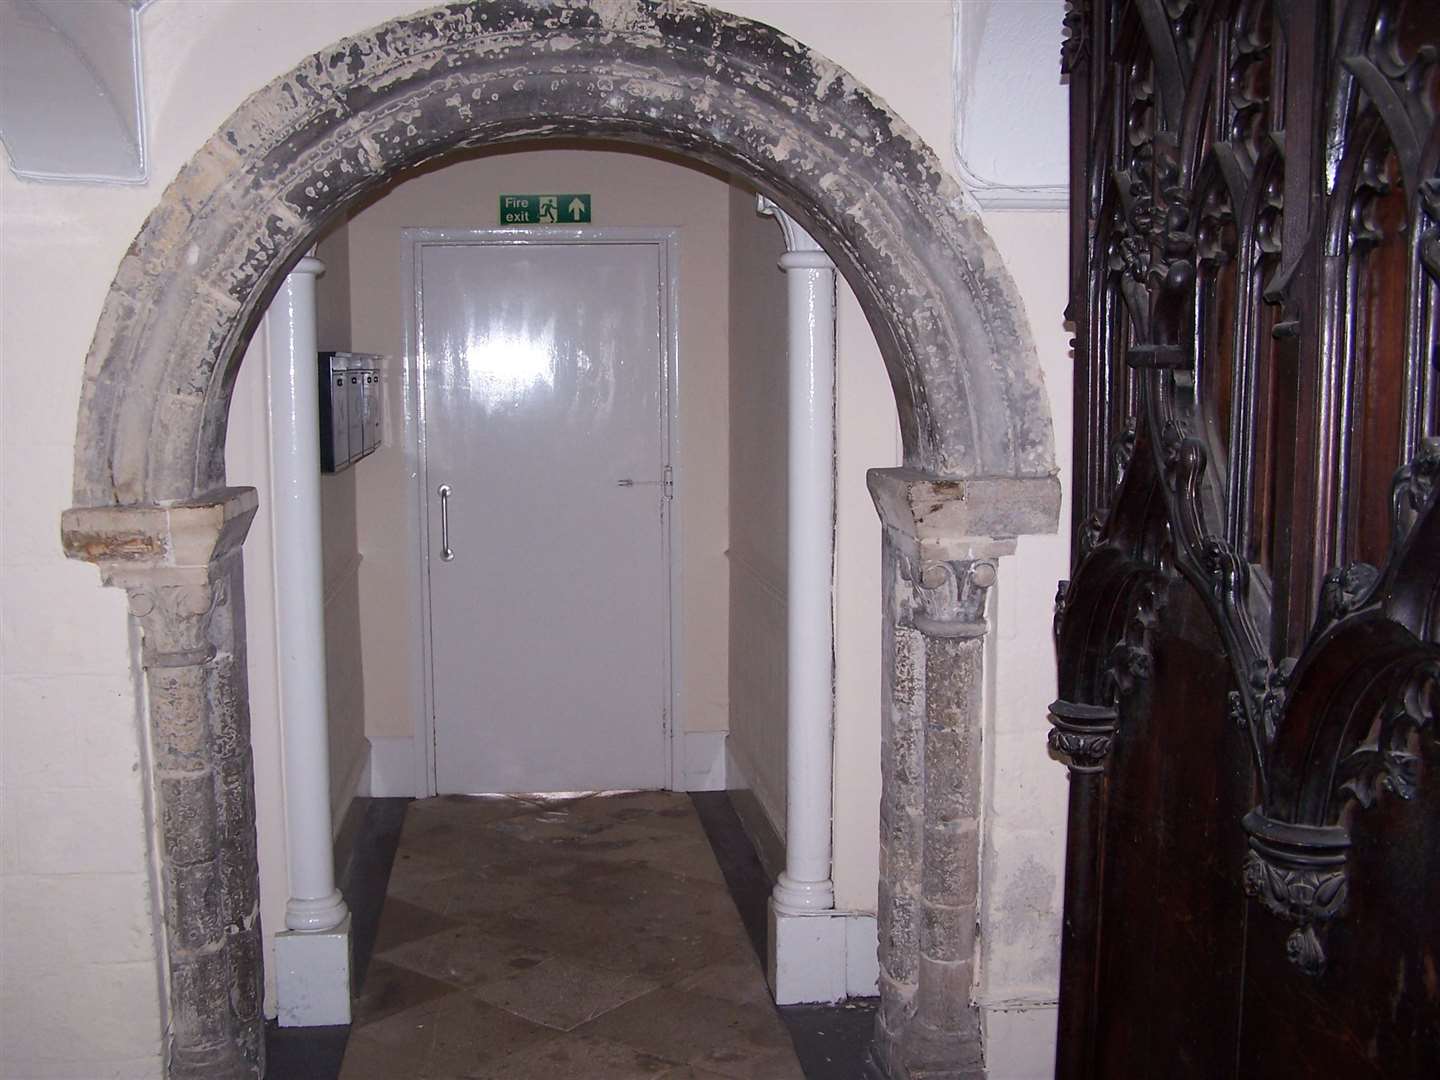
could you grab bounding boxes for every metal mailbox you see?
[319,352,383,472]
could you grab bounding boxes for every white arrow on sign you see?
[567,197,586,220]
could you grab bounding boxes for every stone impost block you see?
[867,467,1058,562]
[62,487,259,578]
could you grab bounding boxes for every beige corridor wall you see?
[0,3,1070,1076]
[312,223,371,829]
[342,146,732,774]
[726,181,791,852]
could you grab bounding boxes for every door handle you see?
[437,483,455,562]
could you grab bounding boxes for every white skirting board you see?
[367,731,729,796]
[366,735,419,797]
[330,743,370,833]
[680,730,728,791]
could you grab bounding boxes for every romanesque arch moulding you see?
[60,3,1059,1078]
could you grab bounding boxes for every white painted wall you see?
[0,2,1070,1076]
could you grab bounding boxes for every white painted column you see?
[759,198,868,1004]
[267,256,352,1026]
[763,198,838,915]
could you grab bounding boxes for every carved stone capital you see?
[757,194,829,258]
[1241,810,1351,976]
[909,558,998,639]
[1048,699,1119,773]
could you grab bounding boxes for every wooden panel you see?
[1054,1,1439,1077]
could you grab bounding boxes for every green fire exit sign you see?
[499,194,592,224]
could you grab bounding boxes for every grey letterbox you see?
[361,371,382,454]
[319,351,383,472]
[320,353,351,472]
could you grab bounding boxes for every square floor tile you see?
[577,986,797,1077]
[423,993,559,1076]
[475,1032,679,1079]
[378,922,550,988]
[351,960,461,1028]
[468,954,659,1031]
[370,898,463,955]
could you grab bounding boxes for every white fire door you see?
[412,230,673,794]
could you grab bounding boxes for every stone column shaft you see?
[62,490,265,1080]
[867,466,1058,1080]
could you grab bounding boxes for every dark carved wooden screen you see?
[1052,1,1438,1076]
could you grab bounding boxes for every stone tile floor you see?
[336,791,807,1079]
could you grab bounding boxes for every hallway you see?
[337,792,807,1079]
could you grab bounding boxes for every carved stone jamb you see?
[867,466,1059,1080]
[62,488,264,1080]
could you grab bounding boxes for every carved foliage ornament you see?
[1391,436,1440,543]
[1049,699,1119,774]
[911,558,998,640]
[1061,0,1090,75]
[1242,849,1349,976]
[1106,574,1168,698]
[1338,659,1438,811]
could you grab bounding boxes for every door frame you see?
[401,226,682,796]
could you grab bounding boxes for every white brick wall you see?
[0,140,167,1080]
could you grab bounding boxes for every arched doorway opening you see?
[59,3,1059,1077]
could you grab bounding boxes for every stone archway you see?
[60,3,1059,1078]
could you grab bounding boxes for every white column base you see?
[767,904,879,1004]
[771,872,835,914]
[285,888,348,932]
[275,914,353,1027]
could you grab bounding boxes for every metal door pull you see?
[438,484,455,561]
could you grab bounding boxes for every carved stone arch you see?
[70,0,1057,507]
[60,3,1061,1078]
